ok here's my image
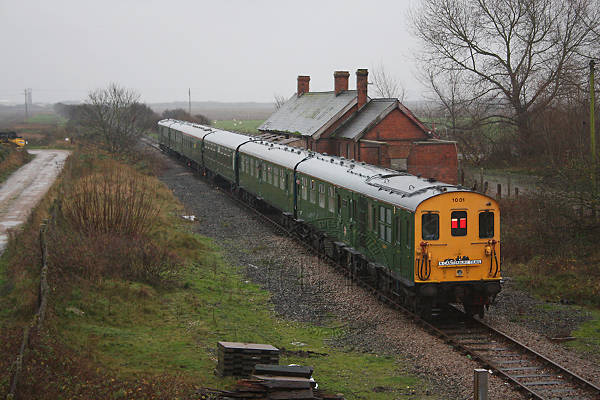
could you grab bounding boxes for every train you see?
[158,119,502,319]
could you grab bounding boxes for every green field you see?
[213,119,264,135]
[25,113,67,125]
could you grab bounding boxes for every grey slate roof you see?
[258,91,358,138]
[334,98,397,140]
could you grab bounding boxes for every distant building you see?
[259,69,458,184]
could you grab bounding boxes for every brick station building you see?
[258,69,458,184]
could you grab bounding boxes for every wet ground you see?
[0,149,70,253]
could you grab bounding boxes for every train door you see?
[393,212,405,275]
[339,190,354,243]
[393,212,413,280]
[357,195,368,249]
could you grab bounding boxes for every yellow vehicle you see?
[0,131,26,147]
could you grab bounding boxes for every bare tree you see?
[84,84,147,152]
[273,94,287,110]
[412,0,599,156]
[423,69,500,164]
[371,65,405,101]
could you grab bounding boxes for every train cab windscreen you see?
[451,211,467,236]
[479,211,494,238]
[422,213,439,240]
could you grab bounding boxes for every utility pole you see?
[590,59,596,163]
[24,89,29,120]
[188,88,192,116]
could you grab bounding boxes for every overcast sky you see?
[0,0,425,105]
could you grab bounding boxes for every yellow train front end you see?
[414,191,501,317]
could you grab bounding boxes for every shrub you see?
[58,164,160,237]
[47,157,182,285]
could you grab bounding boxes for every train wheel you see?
[417,298,433,320]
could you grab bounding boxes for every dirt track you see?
[0,149,70,253]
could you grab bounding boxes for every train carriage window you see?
[328,186,335,213]
[262,164,267,181]
[309,180,316,203]
[379,206,392,242]
[396,217,402,243]
[301,178,308,200]
[368,204,373,230]
[273,167,278,186]
[422,213,439,240]
[280,172,286,190]
[318,184,325,208]
[479,211,494,238]
[451,211,467,236]
[267,165,271,183]
[406,219,411,246]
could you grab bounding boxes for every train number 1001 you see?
[452,197,465,203]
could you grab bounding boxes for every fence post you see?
[507,174,511,198]
[497,183,502,199]
[474,369,489,400]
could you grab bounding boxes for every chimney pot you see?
[334,71,350,95]
[297,75,310,96]
[356,69,368,108]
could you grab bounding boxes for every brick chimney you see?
[297,75,310,96]
[334,71,350,95]
[356,69,368,108]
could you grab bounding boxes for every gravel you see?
[157,150,599,399]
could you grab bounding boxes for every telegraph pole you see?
[188,88,192,116]
[24,89,29,120]
[591,59,596,163]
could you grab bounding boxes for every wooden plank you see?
[253,364,313,379]
[268,389,314,399]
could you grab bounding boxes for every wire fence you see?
[6,220,50,400]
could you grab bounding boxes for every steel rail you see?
[155,140,600,400]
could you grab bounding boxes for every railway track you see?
[154,140,600,400]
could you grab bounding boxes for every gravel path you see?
[0,149,70,254]
[156,150,598,399]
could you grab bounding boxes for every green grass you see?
[569,311,600,360]
[25,113,67,125]
[0,151,434,398]
[212,119,264,135]
[50,234,431,398]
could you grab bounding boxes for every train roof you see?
[158,119,246,142]
[159,119,474,212]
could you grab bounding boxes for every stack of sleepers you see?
[217,342,279,377]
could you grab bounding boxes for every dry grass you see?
[59,165,160,237]
[45,156,182,285]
